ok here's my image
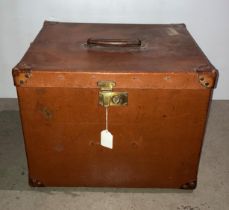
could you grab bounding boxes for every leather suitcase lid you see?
[15,21,215,73]
[12,21,217,89]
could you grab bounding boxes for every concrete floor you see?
[0,99,228,210]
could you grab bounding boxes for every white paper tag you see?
[101,130,113,149]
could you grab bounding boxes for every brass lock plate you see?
[98,81,128,107]
[99,92,128,107]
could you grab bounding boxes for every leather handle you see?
[87,38,141,47]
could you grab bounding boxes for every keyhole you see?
[112,95,120,104]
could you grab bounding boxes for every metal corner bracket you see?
[12,63,32,86]
[196,64,218,89]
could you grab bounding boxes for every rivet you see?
[205,82,209,87]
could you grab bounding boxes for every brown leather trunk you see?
[13,21,218,189]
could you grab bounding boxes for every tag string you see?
[106,107,108,130]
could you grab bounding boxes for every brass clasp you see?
[97,81,128,107]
